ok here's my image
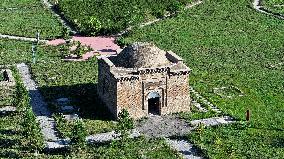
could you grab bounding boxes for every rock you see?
[56,98,70,106]
[60,105,75,113]
[63,114,79,120]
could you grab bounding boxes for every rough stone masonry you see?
[97,42,192,119]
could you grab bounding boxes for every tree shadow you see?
[98,49,117,53]
[0,129,20,136]
[271,138,284,148]
[0,138,19,148]
[38,83,115,121]
[0,150,19,159]
[0,111,17,117]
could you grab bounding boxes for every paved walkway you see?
[166,139,203,159]
[0,34,47,43]
[190,116,235,127]
[47,36,121,59]
[86,129,140,143]
[16,63,68,149]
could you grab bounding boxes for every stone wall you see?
[116,70,190,119]
[97,47,191,119]
[97,59,118,117]
[162,73,191,114]
[117,77,145,119]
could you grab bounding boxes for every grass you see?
[123,0,284,157]
[0,72,3,81]
[262,0,284,14]
[0,68,16,107]
[0,42,180,158]
[55,0,192,35]
[0,0,63,39]
[187,123,284,158]
[0,39,33,65]
[0,66,44,158]
[28,44,117,135]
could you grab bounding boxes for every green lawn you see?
[0,0,63,39]
[0,39,33,65]
[0,42,180,158]
[55,0,192,35]
[0,67,44,158]
[123,0,284,157]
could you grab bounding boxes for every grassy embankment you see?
[122,0,284,157]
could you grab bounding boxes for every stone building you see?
[97,42,191,119]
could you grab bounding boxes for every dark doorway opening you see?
[148,97,160,115]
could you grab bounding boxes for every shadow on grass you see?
[0,150,19,159]
[0,138,19,148]
[0,129,20,136]
[272,138,284,148]
[39,83,114,121]
[0,111,17,117]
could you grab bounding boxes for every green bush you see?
[115,36,130,48]
[115,109,134,140]
[21,108,44,152]
[70,119,87,147]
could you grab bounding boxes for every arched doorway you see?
[147,92,160,115]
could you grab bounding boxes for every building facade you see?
[97,42,191,119]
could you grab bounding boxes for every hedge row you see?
[54,0,191,35]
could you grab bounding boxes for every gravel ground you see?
[86,129,140,143]
[136,114,193,138]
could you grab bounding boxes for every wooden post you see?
[246,109,250,121]
[3,70,9,81]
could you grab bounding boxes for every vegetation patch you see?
[124,0,284,157]
[53,0,192,35]
[262,0,284,15]
[0,0,63,39]
[0,67,44,158]
[213,85,244,99]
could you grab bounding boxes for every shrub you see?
[73,41,86,58]
[80,16,102,35]
[70,119,87,147]
[21,108,44,152]
[115,109,134,141]
[115,36,129,48]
